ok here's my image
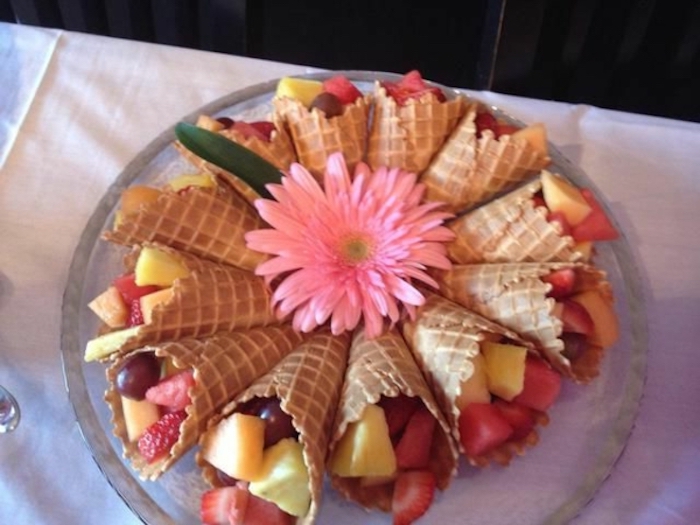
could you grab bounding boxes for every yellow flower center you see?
[340,235,373,264]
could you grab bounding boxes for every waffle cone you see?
[174,114,295,206]
[327,327,458,512]
[421,105,551,212]
[366,83,466,174]
[105,325,304,480]
[400,292,543,467]
[446,176,587,264]
[273,95,370,181]
[198,328,350,524]
[88,245,277,361]
[103,186,267,271]
[435,262,613,383]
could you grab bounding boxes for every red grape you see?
[256,397,297,448]
[116,353,161,400]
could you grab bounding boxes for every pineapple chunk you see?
[329,404,396,477]
[88,286,128,328]
[249,438,311,517]
[84,326,141,362]
[200,413,266,482]
[140,288,174,324]
[455,353,491,409]
[481,342,528,401]
[541,171,592,227]
[571,291,619,348]
[166,173,216,192]
[134,247,190,287]
[122,396,160,442]
[275,77,324,108]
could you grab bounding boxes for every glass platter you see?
[61,71,648,525]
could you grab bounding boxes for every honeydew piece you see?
[275,77,324,107]
[249,438,311,517]
[84,326,141,362]
[541,171,592,227]
[122,396,160,441]
[329,404,396,477]
[455,353,491,410]
[88,286,129,328]
[134,246,190,287]
[166,173,216,192]
[570,290,619,348]
[200,413,266,482]
[481,342,528,401]
[140,288,174,324]
[511,123,548,156]
[195,114,226,131]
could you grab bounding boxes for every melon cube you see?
[570,290,619,348]
[122,396,160,442]
[511,123,548,156]
[88,286,129,328]
[140,288,174,324]
[541,171,592,227]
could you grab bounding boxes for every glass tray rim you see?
[60,70,649,525]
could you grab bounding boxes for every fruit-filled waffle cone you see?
[327,327,458,513]
[272,94,370,181]
[85,245,277,362]
[103,184,267,272]
[401,292,547,467]
[173,114,296,206]
[420,104,551,212]
[446,177,588,264]
[105,325,305,481]
[198,328,350,524]
[366,82,466,174]
[435,262,616,383]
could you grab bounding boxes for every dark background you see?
[3,0,699,123]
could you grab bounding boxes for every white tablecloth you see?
[1,22,698,525]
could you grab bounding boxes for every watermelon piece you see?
[560,299,595,335]
[231,121,271,142]
[570,189,619,242]
[394,405,436,469]
[493,399,536,440]
[112,273,160,304]
[145,369,195,411]
[512,356,562,412]
[458,403,513,457]
[475,112,498,137]
[378,395,421,439]
[322,75,362,105]
[381,70,446,105]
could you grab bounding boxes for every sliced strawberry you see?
[249,121,275,141]
[493,399,536,441]
[392,470,436,525]
[541,268,576,299]
[231,121,268,142]
[126,298,144,327]
[200,486,249,525]
[546,210,573,236]
[112,273,160,304]
[242,493,295,525]
[322,75,362,105]
[474,111,498,137]
[378,395,421,439]
[559,299,595,335]
[570,189,619,242]
[145,369,195,411]
[495,123,520,137]
[137,409,187,463]
[458,403,513,457]
[532,193,547,209]
[381,70,445,105]
[394,405,436,469]
[512,356,561,412]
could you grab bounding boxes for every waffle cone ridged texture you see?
[103,186,267,271]
[421,104,551,212]
[436,262,613,383]
[273,95,370,181]
[98,245,277,359]
[367,84,466,174]
[401,292,544,467]
[447,177,587,264]
[105,325,304,480]
[328,327,458,512]
[174,114,296,206]
[198,328,350,525]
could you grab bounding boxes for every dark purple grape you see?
[309,92,344,118]
[561,332,588,361]
[256,397,297,448]
[115,353,161,400]
[216,117,234,129]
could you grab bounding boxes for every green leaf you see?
[174,122,282,199]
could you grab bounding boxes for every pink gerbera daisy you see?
[245,152,455,338]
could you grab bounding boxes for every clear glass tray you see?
[61,71,648,525]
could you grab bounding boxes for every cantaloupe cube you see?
[134,247,190,287]
[570,291,619,348]
[120,185,161,216]
[455,353,491,409]
[275,77,324,107]
[329,404,396,477]
[200,413,266,481]
[511,123,548,156]
[140,288,174,324]
[541,171,592,226]
[122,396,160,442]
[482,342,528,401]
[88,286,129,328]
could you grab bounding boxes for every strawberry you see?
[541,268,576,299]
[493,399,536,440]
[495,123,520,137]
[378,395,421,439]
[381,70,446,106]
[322,75,362,105]
[513,356,562,412]
[474,111,498,137]
[531,193,547,209]
[112,273,160,304]
[546,210,572,236]
[394,405,436,469]
[126,298,144,327]
[145,369,195,411]
[559,299,595,335]
[458,403,513,457]
[137,409,186,463]
[392,470,437,525]
[249,121,276,141]
[242,493,295,525]
[231,121,270,142]
[200,486,249,525]
[570,188,619,242]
